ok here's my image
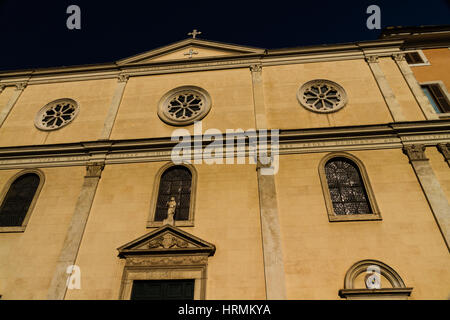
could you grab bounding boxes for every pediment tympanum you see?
[117,224,216,258]
[116,38,265,65]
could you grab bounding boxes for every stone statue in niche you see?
[163,196,177,225]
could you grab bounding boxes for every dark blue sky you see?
[0,0,449,71]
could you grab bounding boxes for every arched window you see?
[325,157,371,215]
[154,166,192,222]
[0,172,42,229]
[319,153,381,222]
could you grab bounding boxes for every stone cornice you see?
[0,120,449,169]
[0,39,404,86]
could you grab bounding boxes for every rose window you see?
[35,99,79,130]
[158,86,211,126]
[167,92,203,120]
[297,80,347,113]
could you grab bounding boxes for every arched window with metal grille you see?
[0,173,41,227]
[324,157,372,215]
[154,166,192,222]
[319,153,381,222]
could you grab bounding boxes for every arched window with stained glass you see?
[0,172,42,229]
[319,153,381,222]
[154,166,192,222]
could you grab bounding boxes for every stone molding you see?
[0,121,449,169]
[0,40,403,86]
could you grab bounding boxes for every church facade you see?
[0,27,449,300]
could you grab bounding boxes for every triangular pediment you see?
[117,224,216,258]
[117,38,265,65]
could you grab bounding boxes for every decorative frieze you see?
[126,255,208,267]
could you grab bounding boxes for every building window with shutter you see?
[421,82,450,114]
[147,163,197,227]
[318,153,381,222]
[0,170,45,233]
[404,50,429,66]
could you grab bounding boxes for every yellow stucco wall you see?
[0,79,117,147]
[0,166,85,299]
[64,162,266,300]
[110,68,256,140]
[275,149,450,299]
[263,60,395,130]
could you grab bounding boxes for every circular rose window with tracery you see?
[297,80,347,113]
[158,86,211,126]
[35,98,79,130]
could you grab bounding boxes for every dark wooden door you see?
[130,279,195,300]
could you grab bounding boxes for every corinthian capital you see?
[437,143,450,161]
[365,55,379,64]
[118,74,130,83]
[393,53,406,62]
[15,82,27,91]
[250,64,262,72]
[85,162,105,178]
[403,144,428,161]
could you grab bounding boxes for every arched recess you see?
[339,259,413,300]
[147,162,197,228]
[0,169,45,233]
[318,152,381,222]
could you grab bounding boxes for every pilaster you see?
[250,64,268,129]
[0,82,27,128]
[251,64,287,299]
[392,53,438,120]
[437,143,450,167]
[99,74,129,140]
[365,55,406,122]
[47,162,105,300]
[403,144,450,251]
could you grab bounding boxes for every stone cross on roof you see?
[188,29,202,39]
